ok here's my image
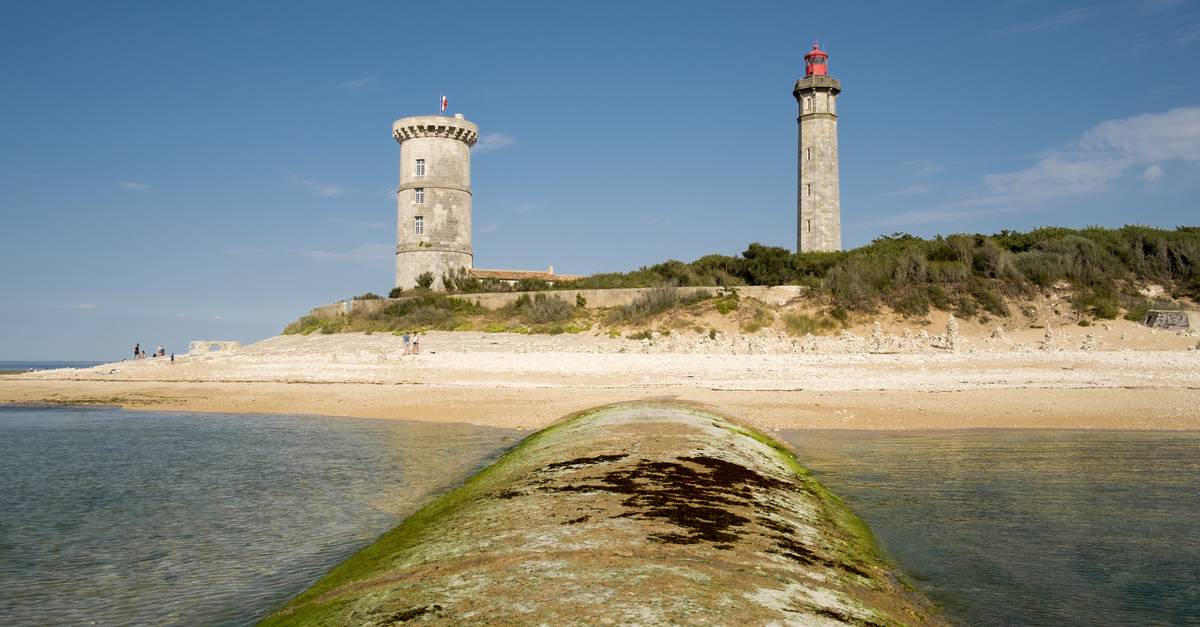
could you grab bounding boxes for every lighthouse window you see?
[807,147,813,161]
[415,159,425,177]
[414,188,425,204]
[806,184,812,197]
[414,215,424,235]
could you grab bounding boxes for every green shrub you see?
[611,284,681,324]
[825,265,876,311]
[968,279,1010,317]
[441,267,481,293]
[888,288,930,318]
[516,279,550,292]
[283,316,344,335]
[517,294,574,324]
[575,293,587,308]
[713,288,740,315]
[388,287,403,298]
[954,295,978,318]
[415,272,434,289]
[1078,289,1120,320]
[739,307,773,333]
[352,292,382,300]
[627,330,652,340]
[783,313,837,336]
[1123,300,1152,323]
[288,227,1200,335]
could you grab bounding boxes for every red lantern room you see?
[804,43,829,77]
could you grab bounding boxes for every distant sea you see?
[0,360,106,372]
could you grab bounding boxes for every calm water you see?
[0,361,104,372]
[0,406,522,626]
[780,429,1200,626]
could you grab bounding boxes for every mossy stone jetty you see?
[263,402,944,625]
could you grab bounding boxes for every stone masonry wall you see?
[393,116,477,290]
[795,77,841,253]
[307,285,808,319]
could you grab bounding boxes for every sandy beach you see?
[3,318,1198,432]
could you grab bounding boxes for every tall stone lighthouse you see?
[794,43,842,252]
[392,113,478,290]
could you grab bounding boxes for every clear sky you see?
[2,1,1198,360]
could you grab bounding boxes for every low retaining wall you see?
[187,340,241,354]
[307,285,807,319]
[1143,310,1198,331]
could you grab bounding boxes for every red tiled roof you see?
[470,268,582,282]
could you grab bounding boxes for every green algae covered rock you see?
[263,402,944,626]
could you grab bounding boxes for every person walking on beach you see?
[412,333,421,355]
[133,343,140,359]
[402,332,411,355]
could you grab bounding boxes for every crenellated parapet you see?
[392,115,479,146]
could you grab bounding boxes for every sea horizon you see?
[0,360,109,372]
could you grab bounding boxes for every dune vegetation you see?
[285,226,1198,336]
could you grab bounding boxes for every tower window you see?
[415,159,425,177]
[806,184,812,197]
[807,219,812,233]
[414,188,425,204]
[807,147,813,161]
[414,215,424,235]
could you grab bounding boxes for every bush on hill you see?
[551,226,1200,318]
[289,226,1199,335]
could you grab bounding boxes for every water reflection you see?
[780,429,1200,626]
[0,406,521,626]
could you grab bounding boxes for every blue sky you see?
[2,0,1198,360]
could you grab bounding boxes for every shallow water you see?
[0,360,104,372]
[779,429,1200,626]
[0,405,522,626]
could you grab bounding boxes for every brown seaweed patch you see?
[563,515,590,525]
[385,604,443,622]
[541,453,628,472]
[811,605,886,627]
[768,532,874,579]
[538,454,792,546]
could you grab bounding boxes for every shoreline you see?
[3,330,1197,432]
[2,379,1197,432]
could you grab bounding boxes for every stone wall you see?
[306,285,808,319]
[1143,310,1197,330]
[794,76,841,253]
[393,115,477,291]
[187,340,241,354]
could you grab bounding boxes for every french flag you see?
[440,95,448,112]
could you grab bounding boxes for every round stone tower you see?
[794,43,842,252]
[392,113,478,291]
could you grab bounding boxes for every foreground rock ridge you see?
[262,403,943,626]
